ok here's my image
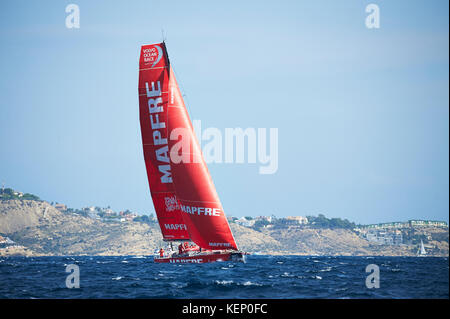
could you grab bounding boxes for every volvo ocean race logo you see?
[142,45,163,67]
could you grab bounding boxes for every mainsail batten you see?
[138,42,238,251]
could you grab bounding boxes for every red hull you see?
[154,252,244,263]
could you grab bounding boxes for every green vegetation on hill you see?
[252,219,270,230]
[133,214,155,224]
[0,188,40,201]
[306,214,356,230]
[65,207,89,217]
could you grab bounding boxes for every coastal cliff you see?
[0,200,448,257]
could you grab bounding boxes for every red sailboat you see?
[138,42,245,263]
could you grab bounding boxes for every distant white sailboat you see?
[417,240,426,257]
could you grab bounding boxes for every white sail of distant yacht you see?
[417,240,426,257]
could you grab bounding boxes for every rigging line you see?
[171,62,195,121]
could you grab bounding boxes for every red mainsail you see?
[138,42,189,241]
[138,42,238,250]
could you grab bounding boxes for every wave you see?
[240,281,262,286]
[214,280,263,287]
[215,280,233,285]
[1,255,448,298]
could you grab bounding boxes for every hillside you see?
[0,200,160,256]
[0,200,448,257]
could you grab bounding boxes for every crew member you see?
[159,248,164,257]
[178,243,183,255]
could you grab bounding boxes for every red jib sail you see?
[138,42,238,251]
[168,67,238,251]
[138,42,189,241]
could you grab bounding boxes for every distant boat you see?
[138,42,245,263]
[417,240,427,257]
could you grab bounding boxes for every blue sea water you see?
[0,255,448,299]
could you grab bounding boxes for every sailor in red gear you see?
[159,248,164,257]
[178,243,183,255]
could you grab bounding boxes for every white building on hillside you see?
[235,217,255,227]
[285,216,308,225]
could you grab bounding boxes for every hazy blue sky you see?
[0,1,448,224]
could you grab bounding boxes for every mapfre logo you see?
[142,45,162,67]
[165,195,180,212]
[164,223,187,231]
